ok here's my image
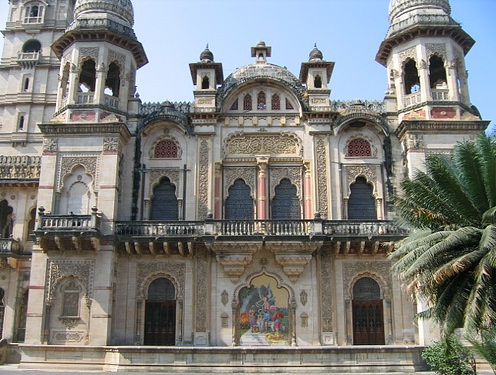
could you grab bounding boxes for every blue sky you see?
[0,0,494,133]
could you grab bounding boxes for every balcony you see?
[34,207,101,252]
[17,51,40,68]
[104,94,119,109]
[431,89,449,101]
[77,93,94,105]
[403,92,422,107]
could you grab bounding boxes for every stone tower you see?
[376,0,489,177]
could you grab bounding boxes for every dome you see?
[200,45,214,62]
[309,44,323,61]
[389,0,451,24]
[74,0,135,27]
[256,40,266,47]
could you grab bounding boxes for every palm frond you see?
[473,133,496,208]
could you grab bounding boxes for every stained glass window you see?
[271,94,280,110]
[257,92,266,110]
[243,94,252,111]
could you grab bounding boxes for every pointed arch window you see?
[314,74,323,88]
[79,59,96,94]
[104,62,121,97]
[271,93,280,110]
[62,281,81,318]
[201,76,210,90]
[151,177,179,220]
[225,179,253,220]
[348,177,376,220]
[347,138,372,157]
[272,179,300,219]
[243,94,252,111]
[257,91,267,110]
[404,59,420,94]
[154,140,178,158]
[429,55,447,89]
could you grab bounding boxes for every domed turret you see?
[309,44,323,62]
[200,45,214,63]
[74,0,135,28]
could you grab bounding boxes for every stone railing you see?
[0,239,20,255]
[114,219,408,239]
[36,207,101,233]
[403,92,422,107]
[431,89,449,101]
[0,155,41,180]
[77,93,94,104]
[104,94,119,108]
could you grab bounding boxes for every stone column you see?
[214,163,222,219]
[446,61,460,102]
[256,158,268,220]
[304,162,312,219]
[418,61,431,103]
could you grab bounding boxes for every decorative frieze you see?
[79,47,99,65]
[226,134,300,156]
[342,261,393,300]
[0,155,41,179]
[398,46,417,64]
[346,165,377,188]
[196,247,208,332]
[198,139,210,219]
[426,43,447,60]
[315,137,328,218]
[136,262,186,299]
[320,247,333,331]
[58,155,99,192]
[108,49,126,69]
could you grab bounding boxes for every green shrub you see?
[422,335,476,375]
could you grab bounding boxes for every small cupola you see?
[251,40,271,63]
[190,45,224,110]
[200,45,214,63]
[309,44,324,62]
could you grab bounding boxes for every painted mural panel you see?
[239,275,289,346]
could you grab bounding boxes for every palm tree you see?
[389,133,496,336]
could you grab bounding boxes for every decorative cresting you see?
[57,154,99,192]
[223,167,256,200]
[217,63,306,111]
[74,0,135,27]
[269,241,322,283]
[136,262,185,300]
[46,260,95,307]
[269,167,302,200]
[139,102,192,135]
[343,261,393,300]
[207,242,263,283]
[225,133,301,157]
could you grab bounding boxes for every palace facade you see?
[0,0,489,370]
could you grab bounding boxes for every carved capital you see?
[207,242,262,282]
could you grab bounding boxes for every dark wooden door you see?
[144,301,176,345]
[352,300,385,345]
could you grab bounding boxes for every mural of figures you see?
[239,275,289,346]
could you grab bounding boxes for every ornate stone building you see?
[0,0,489,371]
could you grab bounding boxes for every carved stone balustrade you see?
[34,207,102,252]
[0,155,41,183]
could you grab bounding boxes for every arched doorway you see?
[352,277,385,345]
[348,177,376,220]
[150,177,178,220]
[144,278,176,345]
[272,179,300,219]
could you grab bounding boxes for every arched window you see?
[150,177,179,220]
[353,277,381,300]
[58,166,94,215]
[22,40,41,53]
[104,62,120,97]
[79,59,96,92]
[154,139,178,158]
[62,281,81,317]
[347,138,372,157]
[148,278,175,301]
[271,93,280,110]
[225,179,253,220]
[0,200,13,239]
[201,76,210,90]
[404,59,420,94]
[243,94,252,111]
[24,4,44,23]
[429,55,447,89]
[314,74,322,88]
[257,91,266,110]
[67,182,90,214]
[348,177,376,220]
[272,179,300,220]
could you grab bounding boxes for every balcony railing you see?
[36,207,101,233]
[403,92,422,107]
[77,93,94,104]
[0,239,20,255]
[116,221,204,237]
[431,89,449,101]
[104,94,119,109]
[17,51,40,68]
[323,221,409,237]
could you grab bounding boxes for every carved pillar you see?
[418,61,431,103]
[257,158,268,220]
[143,198,151,220]
[345,299,352,345]
[304,162,312,219]
[214,163,222,219]
[94,62,106,106]
[446,62,459,102]
[68,64,79,107]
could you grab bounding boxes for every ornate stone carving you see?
[398,46,417,64]
[79,47,99,65]
[196,247,208,332]
[103,137,121,153]
[43,138,58,153]
[405,134,425,150]
[221,290,229,306]
[226,134,300,156]
[320,248,333,331]
[269,166,302,200]
[342,261,393,300]
[148,136,182,159]
[53,331,84,343]
[46,260,95,307]
[270,242,320,282]
[300,290,308,306]
[198,139,210,219]
[58,317,81,329]
[0,155,41,179]
[108,49,126,69]
[344,134,378,157]
[207,242,262,282]
[346,165,377,192]
[426,43,447,60]
[58,155,99,192]
[315,137,328,218]
[223,167,256,198]
[136,262,186,299]
[148,170,180,197]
